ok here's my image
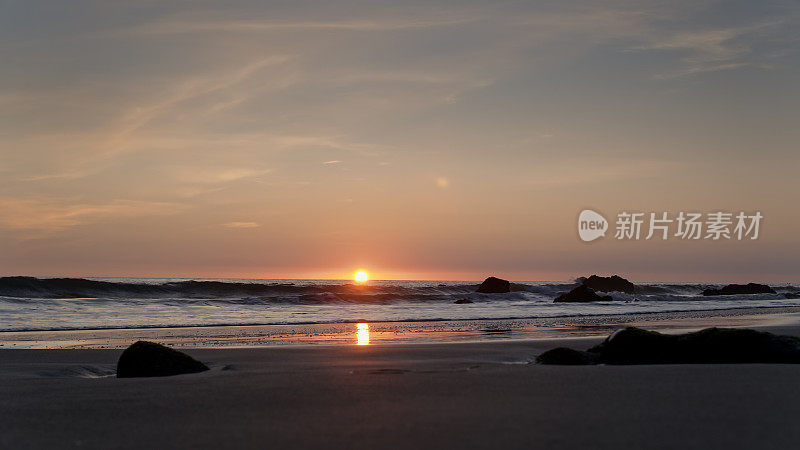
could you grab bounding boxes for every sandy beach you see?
[4,311,800,449]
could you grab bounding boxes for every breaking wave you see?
[0,277,797,332]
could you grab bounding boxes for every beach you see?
[4,309,800,449]
[4,0,798,447]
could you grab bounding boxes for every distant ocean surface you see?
[0,277,798,332]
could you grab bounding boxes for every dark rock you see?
[509,283,528,292]
[554,284,613,303]
[117,341,209,378]
[476,276,510,293]
[783,292,800,299]
[594,327,800,364]
[587,327,678,364]
[582,274,635,294]
[537,327,800,365]
[702,283,776,296]
[454,298,474,304]
[536,347,599,365]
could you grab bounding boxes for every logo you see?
[577,209,762,242]
[578,209,608,242]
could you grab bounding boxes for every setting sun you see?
[354,271,369,283]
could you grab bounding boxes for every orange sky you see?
[1,1,798,282]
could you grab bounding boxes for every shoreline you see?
[3,303,799,333]
[4,306,800,349]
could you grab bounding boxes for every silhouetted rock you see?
[454,298,474,304]
[582,275,635,294]
[586,328,677,364]
[536,347,599,365]
[509,283,528,292]
[117,341,209,378]
[785,292,800,299]
[537,327,800,365]
[476,277,510,293]
[702,283,776,296]
[553,284,613,303]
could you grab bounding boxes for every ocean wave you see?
[0,276,479,300]
[3,303,799,333]
[1,277,798,333]
[1,277,793,305]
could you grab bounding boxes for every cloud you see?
[335,71,489,87]
[268,135,385,156]
[171,167,272,184]
[631,21,790,78]
[323,160,341,165]
[0,198,183,237]
[123,15,478,36]
[222,221,261,228]
[4,57,291,183]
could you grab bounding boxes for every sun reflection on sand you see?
[356,323,370,345]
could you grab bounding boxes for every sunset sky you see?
[1,0,798,282]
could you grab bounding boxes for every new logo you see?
[578,209,608,242]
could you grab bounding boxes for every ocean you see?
[1,276,798,332]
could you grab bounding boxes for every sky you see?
[1,0,798,282]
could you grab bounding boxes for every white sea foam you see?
[0,277,797,332]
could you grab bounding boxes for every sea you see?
[1,276,798,333]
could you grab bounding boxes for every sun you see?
[354,271,369,283]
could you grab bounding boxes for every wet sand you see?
[4,306,800,349]
[4,315,800,449]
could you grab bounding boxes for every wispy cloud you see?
[322,160,341,165]
[170,167,272,185]
[0,198,183,237]
[222,221,261,229]
[6,57,291,183]
[124,16,478,36]
[632,21,789,78]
